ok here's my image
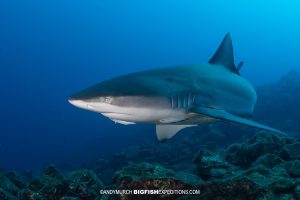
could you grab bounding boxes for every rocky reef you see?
[195,132,299,199]
[1,70,300,199]
[0,165,105,200]
[3,132,300,199]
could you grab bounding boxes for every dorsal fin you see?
[209,33,239,74]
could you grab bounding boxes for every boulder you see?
[113,162,202,187]
[112,162,203,200]
[0,171,19,197]
[270,177,295,194]
[18,189,46,200]
[193,149,230,179]
[285,160,300,178]
[226,133,287,168]
[60,197,81,200]
[252,153,284,169]
[280,142,300,160]
[28,166,68,200]
[200,172,267,200]
[294,185,300,199]
[5,172,28,189]
[0,188,18,200]
[67,169,104,199]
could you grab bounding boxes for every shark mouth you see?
[100,112,133,119]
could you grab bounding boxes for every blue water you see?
[0,0,299,171]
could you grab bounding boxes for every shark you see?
[68,33,286,141]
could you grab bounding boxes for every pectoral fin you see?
[191,107,286,136]
[156,125,196,142]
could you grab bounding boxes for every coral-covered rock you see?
[176,196,202,200]
[280,142,300,160]
[18,165,107,200]
[17,166,106,200]
[200,168,297,199]
[112,163,202,200]
[0,188,18,200]
[294,185,300,199]
[0,171,19,197]
[82,159,114,185]
[286,160,300,178]
[113,162,202,186]
[39,180,68,200]
[200,172,266,200]
[18,189,46,200]
[244,164,271,176]
[270,165,290,177]
[270,177,295,193]
[67,169,104,199]
[28,166,68,200]
[43,165,65,180]
[60,197,81,200]
[5,172,28,189]
[226,133,287,168]
[193,149,230,179]
[252,153,284,169]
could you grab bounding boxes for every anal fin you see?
[156,125,196,142]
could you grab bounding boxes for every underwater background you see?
[1,0,300,199]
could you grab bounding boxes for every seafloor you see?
[1,70,300,200]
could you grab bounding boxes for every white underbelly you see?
[101,107,189,123]
[101,107,217,125]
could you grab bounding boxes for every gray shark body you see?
[69,33,286,141]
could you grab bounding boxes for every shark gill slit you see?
[188,93,191,108]
[172,93,195,110]
[186,94,189,108]
[180,95,183,109]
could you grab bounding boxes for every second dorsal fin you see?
[209,33,239,74]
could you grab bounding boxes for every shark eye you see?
[100,97,112,104]
[105,97,112,103]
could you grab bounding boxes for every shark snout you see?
[68,87,98,109]
[68,94,119,114]
[68,99,89,110]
